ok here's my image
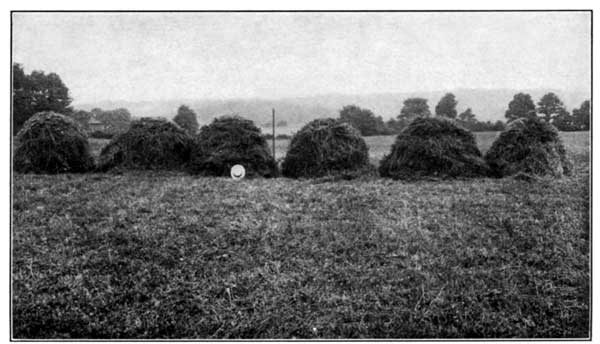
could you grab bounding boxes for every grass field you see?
[12,132,590,339]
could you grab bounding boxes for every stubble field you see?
[12,132,590,338]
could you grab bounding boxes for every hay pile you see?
[379,117,490,179]
[14,111,95,174]
[281,118,370,178]
[97,117,193,171]
[485,117,572,178]
[189,116,277,177]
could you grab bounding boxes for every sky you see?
[12,12,591,105]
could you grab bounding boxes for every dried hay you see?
[485,117,572,177]
[281,118,371,178]
[97,117,193,171]
[14,111,95,173]
[379,117,490,179]
[189,116,277,177]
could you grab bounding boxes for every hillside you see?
[74,88,590,134]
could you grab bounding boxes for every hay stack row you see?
[14,111,572,180]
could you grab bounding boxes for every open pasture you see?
[12,131,590,338]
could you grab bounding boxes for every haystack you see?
[379,117,489,179]
[281,118,370,178]
[485,117,572,178]
[97,117,193,171]
[14,111,95,174]
[189,116,277,177]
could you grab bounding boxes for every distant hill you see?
[74,88,590,134]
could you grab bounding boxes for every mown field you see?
[12,132,590,339]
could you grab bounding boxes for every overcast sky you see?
[13,12,591,104]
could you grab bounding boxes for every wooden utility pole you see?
[272,108,276,160]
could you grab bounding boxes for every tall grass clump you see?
[14,111,95,173]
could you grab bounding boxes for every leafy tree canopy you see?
[173,105,199,135]
[458,108,476,123]
[537,92,568,123]
[572,100,591,131]
[92,108,132,135]
[339,104,386,136]
[398,98,431,123]
[435,93,458,119]
[505,93,536,122]
[13,63,72,134]
[67,110,93,131]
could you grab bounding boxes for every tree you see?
[572,100,591,130]
[339,104,386,136]
[435,93,458,119]
[12,64,30,132]
[553,112,577,131]
[397,98,431,126]
[492,120,506,131]
[537,92,569,123]
[505,93,536,122]
[12,63,73,134]
[385,118,403,134]
[93,108,132,135]
[456,107,506,132]
[458,108,476,123]
[173,105,199,135]
[67,110,92,131]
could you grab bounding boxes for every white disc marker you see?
[230,164,246,180]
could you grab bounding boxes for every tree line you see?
[339,92,590,136]
[73,105,199,138]
[12,63,590,137]
[13,63,200,137]
[505,92,590,131]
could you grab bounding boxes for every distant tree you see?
[553,111,578,131]
[572,100,591,130]
[458,108,476,123]
[173,105,199,134]
[372,115,387,135]
[435,93,458,119]
[505,93,536,122]
[397,98,431,127]
[466,120,501,132]
[12,64,29,131]
[385,118,404,134]
[339,104,386,136]
[67,110,92,131]
[537,92,569,123]
[456,107,505,132]
[12,63,73,134]
[276,120,288,127]
[93,108,132,135]
[492,120,506,131]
